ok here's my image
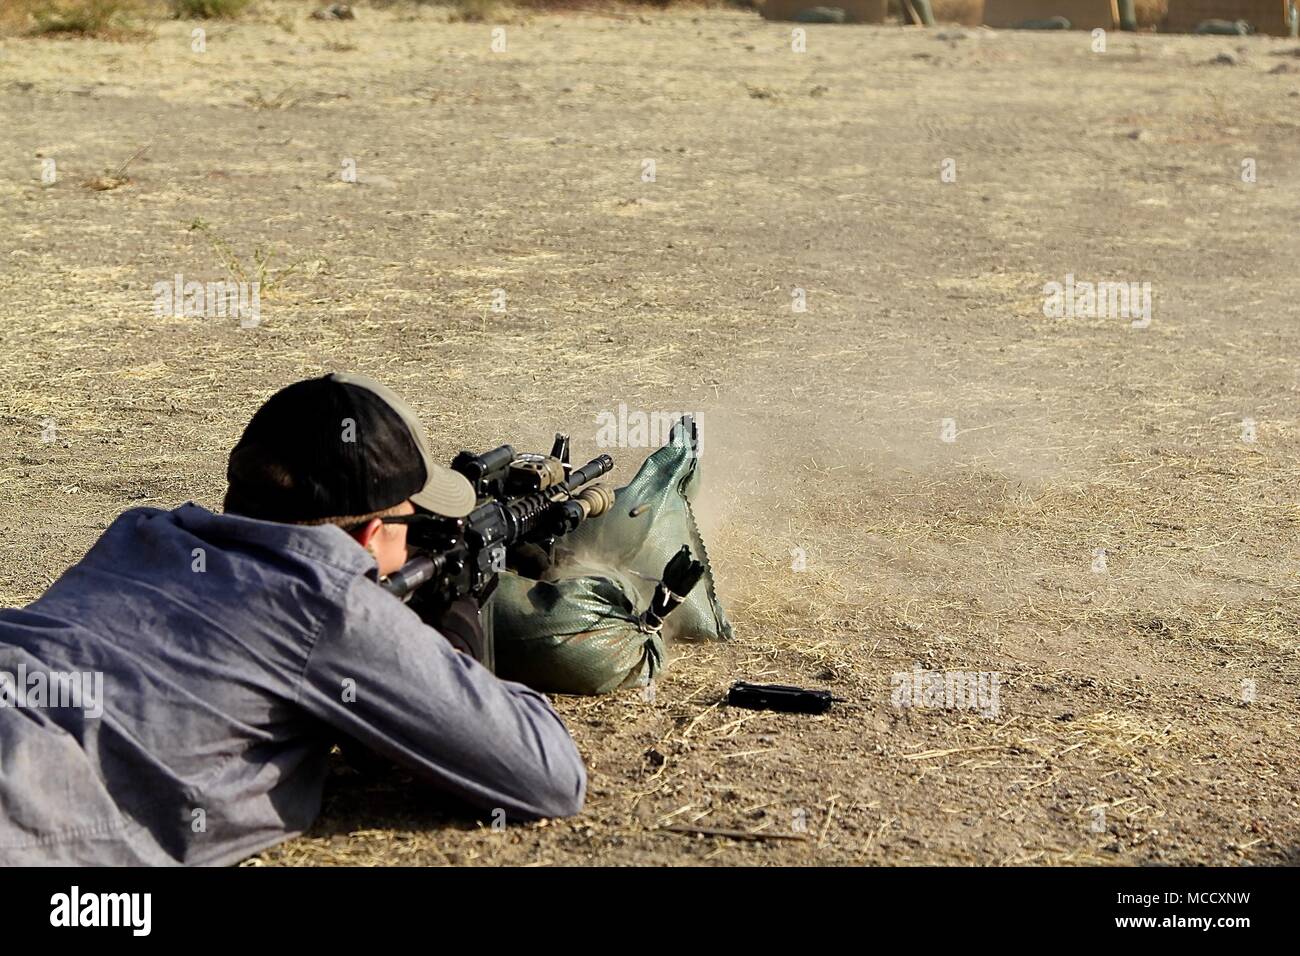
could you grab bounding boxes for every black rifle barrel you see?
[565,454,614,492]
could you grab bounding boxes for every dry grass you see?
[0,0,1195,34]
[929,0,984,24]
[926,0,1168,26]
[2,7,1297,867]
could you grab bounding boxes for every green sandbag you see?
[491,417,732,695]
[490,565,664,695]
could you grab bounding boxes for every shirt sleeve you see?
[297,574,587,821]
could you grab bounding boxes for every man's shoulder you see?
[100,503,376,579]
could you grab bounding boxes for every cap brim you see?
[411,461,477,518]
[330,371,479,519]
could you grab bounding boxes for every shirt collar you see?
[171,502,378,577]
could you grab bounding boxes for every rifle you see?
[380,434,616,666]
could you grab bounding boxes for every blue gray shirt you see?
[0,504,586,865]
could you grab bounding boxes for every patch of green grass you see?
[169,0,252,18]
[188,219,302,295]
[444,0,506,22]
[26,0,139,36]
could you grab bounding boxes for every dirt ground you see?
[2,4,1299,866]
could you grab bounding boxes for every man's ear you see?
[350,518,383,552]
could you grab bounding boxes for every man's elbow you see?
[534,752,587,819]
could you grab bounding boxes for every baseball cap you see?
[224,372,477,523]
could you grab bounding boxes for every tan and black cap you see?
[224,372,476,523]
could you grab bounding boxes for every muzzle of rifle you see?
[563,454,614,492]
